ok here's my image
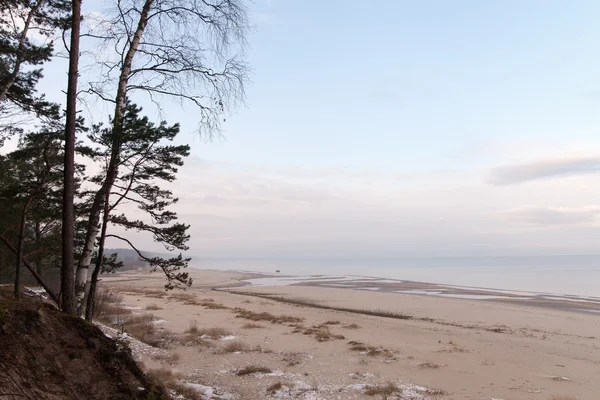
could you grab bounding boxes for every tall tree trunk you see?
[61,0,82,315]
[34,220,43,276]
[14,202,30,300]
[78,0,154,316]
[85,212,109,321]
[75,189,104,314]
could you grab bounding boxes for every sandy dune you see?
[102,269,600,400]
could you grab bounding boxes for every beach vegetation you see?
[364,382,398,396]
[219,340,248,353]
[236,365,272,376]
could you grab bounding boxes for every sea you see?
[190,255,600,297]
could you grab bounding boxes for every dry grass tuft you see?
[348,341,368,352]
[423,388,447,396]
[348,341,394,358]
[169,292,196,302]
[438,343,469,353]
[166,382,204,400]
[169,293,229,309]
[185,320,200,334]
[182,323,231,347]
[282,352,303,367]
[236,365,272,376]
[196,327,232,340]
[151,352,181,365]
[93,289,176,348]
[142,289,168,299]
[92,287,128,322]
[366,347,394,358]
[199,299,230,310]
[184,321,231,339]
[121,313,176,348]
[266,382,283,395]
[291,324,345,342]
[343,323,361,329]
[220,340,248,353]
[418,362,443,369]
[241,322,264,329]
[487,325,512,334]
[364,382,398,396]
[234,308,303,324]
[146,366,182,383]
[146,366,206,400]
[251,344,273,354]
[145,303,162,310]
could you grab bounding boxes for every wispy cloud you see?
[488,156,600,185]
[497,206,600,226]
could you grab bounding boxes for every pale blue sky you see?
[29,1,600,258]
[199,0,600,172]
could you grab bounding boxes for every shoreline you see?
[208,269,600,316]
[100,268,600,399]
[187,257,600,297]
[113,267,600,316]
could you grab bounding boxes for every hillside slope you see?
[0,295,168,400]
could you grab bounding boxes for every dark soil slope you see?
[0,296,168,400]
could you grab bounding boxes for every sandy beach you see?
[100,268,600,400]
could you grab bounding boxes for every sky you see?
[24,1,600,259]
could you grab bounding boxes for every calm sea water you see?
[190,256,600,297]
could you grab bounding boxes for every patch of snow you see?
[270,380,320,400]
[25,286,47,295]
[219,335,238,341]
[180,381,236,400]
[549,376,571,381]
[346,383,367,390]
[94,322,167,361]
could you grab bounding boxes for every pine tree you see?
[0,0,68,142]
[84,102,191,320]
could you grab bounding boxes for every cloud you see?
[111,155,600,258]
[497,206,600,226]
[488,156,600,185]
